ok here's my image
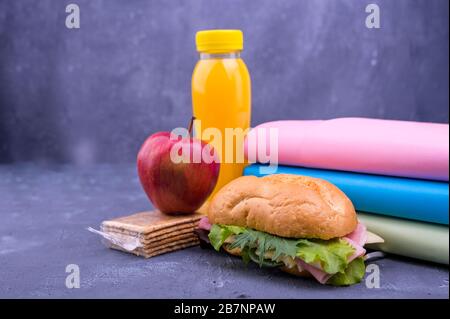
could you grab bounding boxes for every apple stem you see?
[188,116,196,137]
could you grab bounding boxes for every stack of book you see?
[243,118,449,264]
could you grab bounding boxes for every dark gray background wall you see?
[0,0,448,164]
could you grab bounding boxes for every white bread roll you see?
[208,174,357,240]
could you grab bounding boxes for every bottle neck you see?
[199,51,241,59]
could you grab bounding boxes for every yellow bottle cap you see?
[195,29,243,53]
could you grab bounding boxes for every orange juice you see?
[192,30,251,197]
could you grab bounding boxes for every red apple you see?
[137,131,220,214]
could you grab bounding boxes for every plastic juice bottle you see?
[192,30,251,198]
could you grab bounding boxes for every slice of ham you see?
[344,222,367,263]
[296,259,333,284]
[294,222,367,284]
[198,216,212,231]
[344,237,367,262]
[345,222,368,247]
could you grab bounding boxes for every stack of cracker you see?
[95,210,203,258]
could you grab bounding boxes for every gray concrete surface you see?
[0,164,448,298]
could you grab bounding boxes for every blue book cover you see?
[244,164,449,225]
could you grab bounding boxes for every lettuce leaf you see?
[296,239,355,274]
[209,224,359,277]
[229,229,298,262]
[327,257,366,286]
[208,224,245,251]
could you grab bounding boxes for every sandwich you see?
[196,174,383,286]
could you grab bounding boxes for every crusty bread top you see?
[208,174,357,240]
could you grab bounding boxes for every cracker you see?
[101,229,198,246]
[98,210,203,258]
[103,227,198,244]
[109,240,199,258]
[101,211,203,235]
[138,241,199,258]
[101,221,199,239]
[143,234,199,249]
[141,237,200,252]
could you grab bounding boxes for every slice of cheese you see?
[365,231,385,244]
